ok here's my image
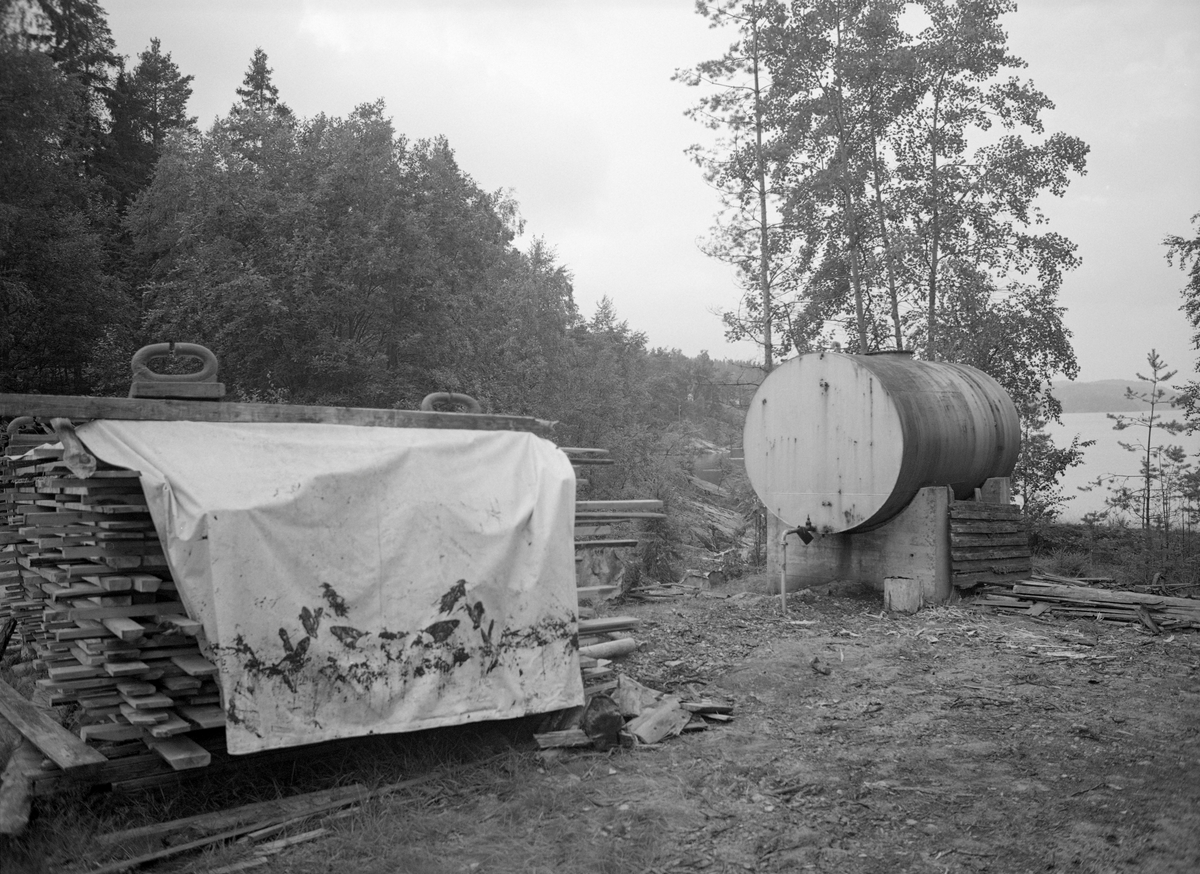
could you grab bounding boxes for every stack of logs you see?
[1,446,222,773]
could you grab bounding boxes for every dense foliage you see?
[1168,212,1200,427]
[0,1,754,467]
[680,0,1086,387]
[680,0,1091,520]
[11,0,1187,556]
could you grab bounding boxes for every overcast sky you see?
[102,0,1200,385]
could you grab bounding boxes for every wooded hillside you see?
[3,0,1145,537]
[0,1,759,468]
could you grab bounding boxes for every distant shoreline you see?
[1053,379,1182,415]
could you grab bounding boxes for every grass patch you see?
[2,723,677,874]
[1041,547,1094,578]
[1032,521,1200,595]
[4,722,521,871]
[249,773,666,874]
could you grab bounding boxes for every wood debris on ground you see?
[57,756,502,874]
[969,572,1200,631]
[535,616,735,751]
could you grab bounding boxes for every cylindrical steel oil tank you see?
[743,351,1020,534]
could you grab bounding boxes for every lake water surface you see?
[1044,412,1200,521]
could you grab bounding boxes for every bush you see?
[1032,521,1200,595]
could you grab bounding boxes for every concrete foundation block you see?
[768,485,952,603]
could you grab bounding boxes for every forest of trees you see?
[675,0,1102,521]
[5,0,1198,539]
[0,0,751,483]
[678,1,1086,400]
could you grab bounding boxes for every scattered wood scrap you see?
[0,678,106,773]
[534,728,592,749]
[535,665,735,750]
[621,584,686,602]
[972,575,1200,630]
[578,638,637,659]
[578,616,641,636]
[624,695,692,745]
[97,782,370,849]
[66,755,504,874]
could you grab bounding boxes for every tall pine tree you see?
[98,37,195,209]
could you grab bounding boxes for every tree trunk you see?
[927,90,941,361]
[833,14,868,353]
[751,18,773,373]
[870,126,903,350]
[1143,404,1154,532]
[844,179,868,352]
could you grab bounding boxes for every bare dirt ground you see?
[601,577,1200,873]
[5,576,1200,874]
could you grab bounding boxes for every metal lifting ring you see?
[419,393,482,414]
[130,343,220,383]
[5,416,36,436]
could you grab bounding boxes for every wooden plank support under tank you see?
[949,500,1032,588]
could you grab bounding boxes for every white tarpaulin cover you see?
[76,420,582,754]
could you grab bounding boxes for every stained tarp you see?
[76,421,582,754]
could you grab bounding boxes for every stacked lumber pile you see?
[564,448,666,606]
[551,448,736,748]
[972,574,1200,631]
[0,447,222,773]
[1,439,673,804]
[566,448,616,604]
[2,448,62,657]
[574,499,664,604]
[950,500,1031,588]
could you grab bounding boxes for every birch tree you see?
[677,0,789,371]
[683,0,1086,399]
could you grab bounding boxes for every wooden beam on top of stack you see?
[0,393,556,437]
[3,455,223,775]
[949,500,1031,589]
